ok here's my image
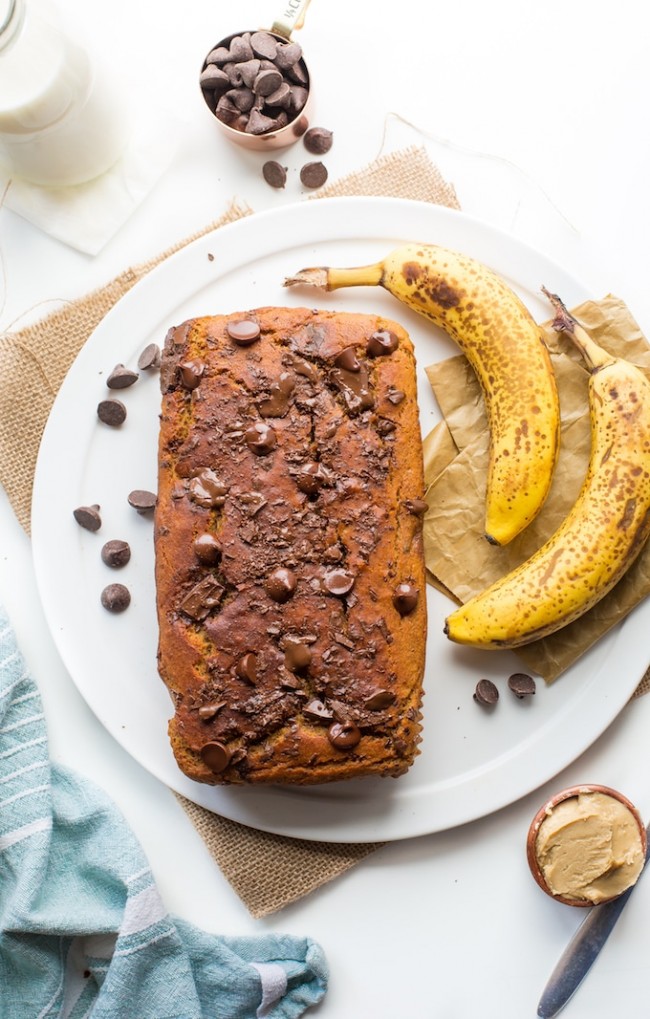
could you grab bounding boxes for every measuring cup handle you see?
[271,0,312,40]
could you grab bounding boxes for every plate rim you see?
[31,195,650,842]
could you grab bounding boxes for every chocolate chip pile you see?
[73,344,161,613]
[200,30,309,137]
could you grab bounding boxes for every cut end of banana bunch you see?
[445,290,650,650]
[285,243,561,546]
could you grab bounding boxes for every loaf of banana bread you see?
[154,306,427,784]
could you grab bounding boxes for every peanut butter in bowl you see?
[527,784,647,906]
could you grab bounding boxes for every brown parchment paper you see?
[422,294,650,682]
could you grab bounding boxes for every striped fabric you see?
[0,606,328,1018]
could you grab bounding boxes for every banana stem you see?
[542,286,614,372]
[284,262,384,291]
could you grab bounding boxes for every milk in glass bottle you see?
[0,0,129,185]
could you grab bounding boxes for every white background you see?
[2,1,650,1016]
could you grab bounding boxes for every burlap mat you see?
[0,145,460,917]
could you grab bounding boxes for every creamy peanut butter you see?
[535,791,645,903]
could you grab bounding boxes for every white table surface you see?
[2,1,650,1016]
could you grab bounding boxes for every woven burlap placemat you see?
[0,145,460,917]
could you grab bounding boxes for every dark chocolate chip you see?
[393,583,419,616]
[200,65,230,93]
[327,721,361,750]
[237,58,261,89]
[205,46,230,66]
[193,533,222,565]
[275,40,303,70]
[245,421,277,455]
[179,576,224,620]
[250,31,278,60]
[303,127,333,154]
[264,81,292,107]
[376,418,397,436]
[404,498,428,516]
[127,489,157,514]
[246,107,279,135]
[508,673,536,698]
[137,343,161,370]
[284,641,312,672]
[262,160,287,189]
[198,701,226,721]
[364,688,396,710]
[254,67,283,96]
[296,461,328,495]
[265,567,297,603]
[100,583,131,613]
[236,652,258,684]
[200,741,231,774]
[474,678,499,707]
[323,569,355,597]
[227,319,261,345]
[258,371,296,417]
[178,360,204,390]
[367,330,399,357]
[387,388,406,405]
[303,699,334,723]
[188,469,229,508]
[334,347,360,372]
[229,35,254,62]
[101,539,131,568]
[106,364,139,389]
[73,504,101,531]
[97,398,127,426]
[300,161,328,189]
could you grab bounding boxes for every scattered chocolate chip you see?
[236,652,258,684]
[265,567,297,603]
[404,498,428,516]
[188,469,229,508]
[106,364,139,389]
[178,360,204,390]
[284,641,312,673]
[193,533,221,565]
[328,720,361,750]
[508,673,536,698]
[101,539,131,568]
[179,576,224,620]
[73,504,101,531]
[387,388,406,405]
[137,343,161,370]
[97,398,127,426]
[474,678,499,707]
[323,569,355,597]
[303,126,333,154]
[364,688,396,710]
[334,347,360,372]
[245,421,277,455]
[262,160,287,189]
[200,741,231,774]
[367,330,399,357]
[100,583,131,613]
[296,461,328,495]
[198,701,226,721]
[127,489,157,514]
[303,699,334,723]
[376,418,397,436]
[393,583,419,616]
[227,319,261,345]
[258,371,296,417]
[300,161,328,189]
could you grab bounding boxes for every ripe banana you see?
[444,291,650,649]
[285,243,560,545]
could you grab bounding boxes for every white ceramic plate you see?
[32,197,650,842]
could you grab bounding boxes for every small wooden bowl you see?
[526,783,647,907]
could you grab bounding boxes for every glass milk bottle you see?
[0,0,130,186]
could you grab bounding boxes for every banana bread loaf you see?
[154,306,427,785]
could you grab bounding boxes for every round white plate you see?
[32,196,649,842]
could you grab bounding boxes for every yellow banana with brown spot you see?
[444,291,650,649]
[285,243,560,545]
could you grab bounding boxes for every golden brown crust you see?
[154,307,427,785]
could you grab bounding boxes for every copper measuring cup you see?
[199,0,314,150]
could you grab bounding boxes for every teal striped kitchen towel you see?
[0,603,328,1018]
